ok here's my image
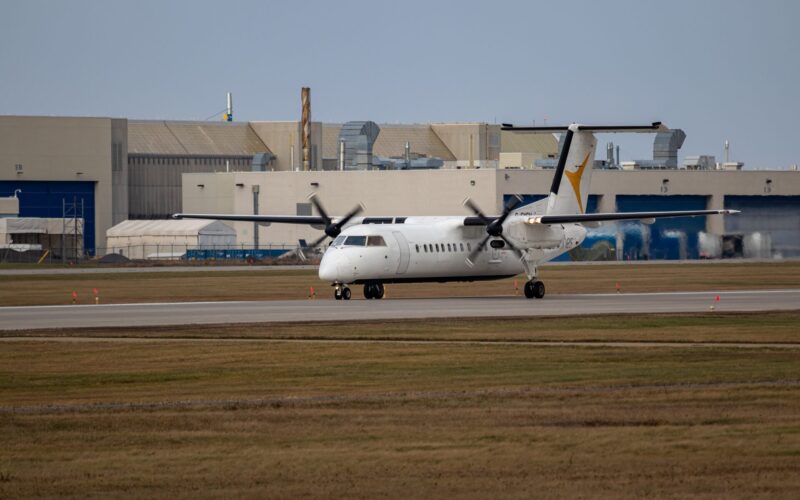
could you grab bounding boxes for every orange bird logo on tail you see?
[564,153,591,214]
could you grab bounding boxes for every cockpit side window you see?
[344,235,367,246]
[332,235,346,246]
[366,236,387,247]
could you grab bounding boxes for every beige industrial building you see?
[2,113,799,259]
[182,169,800,259]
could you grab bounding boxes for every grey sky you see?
[1,0,798,168]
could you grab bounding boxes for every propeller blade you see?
[308,194,331,224]
[335,203,365,230]
[499,234,525,261]
[495,194,524,226]
[308,233,329,249]
[463,198,491,224]
[465,234,491,267]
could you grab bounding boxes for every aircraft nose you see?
[318,252,338,282]
[319,250,353,282]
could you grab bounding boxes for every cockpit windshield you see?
[343,235,367,246]
[334,235,387,247]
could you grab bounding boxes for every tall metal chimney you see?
[225,92,233,122]
[338,139,345,171]
[301,87,311,171]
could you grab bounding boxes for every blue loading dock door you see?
[0,181,96,255]
[616,195,707,260]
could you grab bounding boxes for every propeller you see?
[464,195,526,267]
[297,195,364,259]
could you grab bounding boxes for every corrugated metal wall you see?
[128,155,252,219]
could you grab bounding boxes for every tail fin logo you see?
[564,153,591,214]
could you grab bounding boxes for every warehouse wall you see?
[0,116,122,251]
[182,169,800,260]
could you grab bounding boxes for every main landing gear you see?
[363,283,385,300]
[523,280,545,299]
[334,286,351,300]
[520,259,545,299]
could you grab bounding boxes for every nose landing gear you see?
[523,280,545,299]
[334,286,352,300]
[363,283,385,300]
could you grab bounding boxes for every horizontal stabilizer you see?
[526,209,740,225]
[501,122,667,133]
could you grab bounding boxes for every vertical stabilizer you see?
[545,125,597,215]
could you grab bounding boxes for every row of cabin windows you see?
[415,242,485,254]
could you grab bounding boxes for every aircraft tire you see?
[375,283,385,299]
[363,284,374,299]
[342,287,352,300]
[533,281,545,299]
[524,281,536,299]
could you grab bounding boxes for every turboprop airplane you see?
[174,122,739,300]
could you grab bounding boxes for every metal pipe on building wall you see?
[301,87,311,171]
[339,139,345,171]
[469,134,474,169]
[252,185,260,249]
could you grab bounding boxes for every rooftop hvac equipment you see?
[251,152,275,171]
[653,129,686,168]
[338,121,381,170]
[683,155,716,170]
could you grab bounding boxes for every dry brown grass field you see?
[1,312,800,498]
[1,261,800,306]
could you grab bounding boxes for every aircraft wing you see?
[172,213,326,225]
[526,209,739,225]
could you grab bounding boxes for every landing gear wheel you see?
[363,283,384,300]
[342,287,352,300]
[524,280,545,299]
[533,280,545,299]
[524,281,535,299]
[334,288,342,300]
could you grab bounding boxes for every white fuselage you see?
[318,216,586,284]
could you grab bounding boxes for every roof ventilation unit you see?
[338,121,381,170]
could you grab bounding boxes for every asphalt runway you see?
[1,289,798,331]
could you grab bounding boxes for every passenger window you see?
[435,244,440,252]
[366,236,386,247]
[460,243,465,252]
[344,235,367,246]
[415,244,419,253]
[447,243,451,252]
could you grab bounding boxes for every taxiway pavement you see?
[1,289,798,331]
